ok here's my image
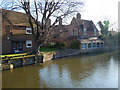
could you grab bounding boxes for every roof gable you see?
[1,9,30,26]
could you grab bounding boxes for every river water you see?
[2,51,119,88]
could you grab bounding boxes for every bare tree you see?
[1,0,84,54]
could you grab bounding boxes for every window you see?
[26,28,32,34]
[81,43,87,49]
[26,40,32,48]
[13,25,26,30]
[94,29,97,36]
[88,43,92,49]
[80,25,84,31]
[94,29,97,31]
[18,42,23,50]
[101,42,104,47]
[70,30,74,36]
[84,28,87,31]
[74,29,78,36]
[60,29,62,33]
[97,43,100,48]
[83,28,87,36]
[92,43,96,48]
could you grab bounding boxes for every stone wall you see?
[54,49,81,59]
[1,55,43,70]
[23,57,35,66]
[8,58,23,67]
[35,54,43,63]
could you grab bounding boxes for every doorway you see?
[12,41,24,53]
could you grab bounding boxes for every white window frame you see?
[26,28,32,34]
[26,40,32,48]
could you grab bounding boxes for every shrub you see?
[47,42,55,48]
[70,40,80,49]
[54,42,66,49]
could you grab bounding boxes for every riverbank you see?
[0,47,119,71]
[2,51,119,88]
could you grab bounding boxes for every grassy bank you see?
[40,47,64,52]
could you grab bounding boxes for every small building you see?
[1,9,36,54]
[78,37,104,51]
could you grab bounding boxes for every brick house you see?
[51,13,99,39]
[1,9,36,54]
[51,13,104,50]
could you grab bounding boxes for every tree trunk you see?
[33,39,42,54]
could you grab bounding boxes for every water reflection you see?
[2,51,119,88]
[38,51,118,88]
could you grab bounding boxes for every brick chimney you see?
[46,19,51,27]
[77,13,81,19]
[59,17,62,26]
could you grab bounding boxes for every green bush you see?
[47,42,55,48]
[54,42,66,49]
[70,40,80,49]
[43,42,66,49]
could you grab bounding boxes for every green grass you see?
[40,47,64,52]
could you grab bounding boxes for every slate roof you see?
[70,16,98,32]
[1,9,34,26]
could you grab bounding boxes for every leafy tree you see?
[98,20,119,50]
[98,20,110,39]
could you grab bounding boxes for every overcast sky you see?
[1,0,119,30]
[80,0,119,30]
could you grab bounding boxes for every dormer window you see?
[26,28,32,34]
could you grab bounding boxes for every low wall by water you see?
[54,49,81,59]
[1,55,43,70]
[0,50,82,70]
[1,48,117,70]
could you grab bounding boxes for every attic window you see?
[26,28,32,34]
